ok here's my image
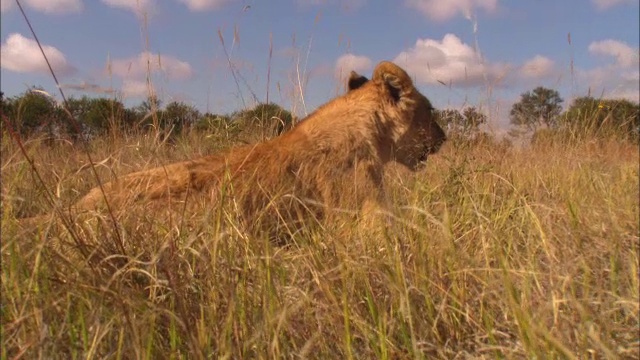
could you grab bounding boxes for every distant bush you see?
[193,113,242,144]
[510,87,563,130]
[66,96,137,137]
[195,113,233,132]
[435,107,486,138]
[232,102,295,142]
[159,101,201,136]
[3,88,60,137]
[561,96,639,142]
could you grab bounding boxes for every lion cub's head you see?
[348,61,446,171]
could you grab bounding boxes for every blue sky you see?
[1,0,638,129]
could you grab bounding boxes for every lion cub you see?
[34,61,446,240]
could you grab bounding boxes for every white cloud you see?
[121,80,153,98]
[592,0,636,10]
[576,40,640,102]
[1,1,15,13]
[108,52,192,99]
[520,55,555,78]
[393,34,508,87]
[405,0,497,21]
[621,70,640,83]
[295,0,366,10]
[177,0,234,11]
[61,82,115,94]
[578,67,639,102]
[335,54,372,79]
[2,0,82,14]
[393,35,560,88]
[0,33,75,75]
[109,51,193,81]
[101,0,155,15]
[588,39,639,67]
[26,0,83,13]
[296,0,327,5]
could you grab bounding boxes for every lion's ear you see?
[347,71,369,91]
[372,61,413,102]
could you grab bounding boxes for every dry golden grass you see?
[1,129,638,359]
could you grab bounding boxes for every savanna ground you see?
[1,125,639,359]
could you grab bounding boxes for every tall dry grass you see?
[1,127,638,359]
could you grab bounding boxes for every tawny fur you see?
[34,61,446,238]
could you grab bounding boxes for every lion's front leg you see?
[352,161,395,234]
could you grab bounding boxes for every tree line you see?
[509,86,639,141]
[435,87,638,141]
[1,86,638,143]
[0,89,295,143]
